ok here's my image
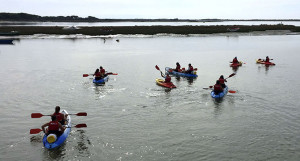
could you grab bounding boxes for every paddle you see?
[155,65,164,76]
[30,124,87,134]
[31,112,87,118]
[225,73,236,79]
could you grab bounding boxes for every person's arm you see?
[160,72,165,78]
[41,123,49,133]
[58,123,65,132]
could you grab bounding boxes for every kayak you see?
[156,78,176,89]
[230,61,243,67]
[165,67,198,78]
[211,86,228,99]
[93,75,109,84]
[256,59,275,65]
[43,110,71,149]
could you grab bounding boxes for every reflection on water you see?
[74,130,91,156]
[43,143,65,160]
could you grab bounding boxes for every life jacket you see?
[176,65,181,71]
[95,72,101,77]
[53,112,62,122]
[219,78,226,85]
[188,66,193,71]
[233,58,238,64]
[214,84,223,92]
[100,69,105,74]
[165,76,171,83]
[48,121,59,131]
[266,57,269,62]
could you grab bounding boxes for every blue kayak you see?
[43,110,71,149]
[165,67,198,78]
[211,86,228,99]
[93,76,109,84]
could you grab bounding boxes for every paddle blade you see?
[228,90,236,93]
[74,124,87,128]
[106,72,118,75]
[30,128,42,134]
[83,74,89,77]
[155,65,160,71]
[31,113,44,118]
[228,73,236,78]
[76,112,87,116]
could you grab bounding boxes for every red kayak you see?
[156,78,176,89]
[230,61,243,67]
[256,59,275,65]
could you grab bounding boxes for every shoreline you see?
[1,25,300,36]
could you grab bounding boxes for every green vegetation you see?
[1,12,299,22]
[0,25,299,36]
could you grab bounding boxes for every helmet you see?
[47,134,57,143]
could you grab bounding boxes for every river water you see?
[1,34,300,160]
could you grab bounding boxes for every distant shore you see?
[1,24,300,36]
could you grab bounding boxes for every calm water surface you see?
[1,35,300,160]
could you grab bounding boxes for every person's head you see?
[55,106,60,113]
[176,62,180,66]
[266,56,269,58]
[166,73,170,77]
[216,80,220,84]
[188,63,191,66]
[220,75,224,79]
[235,57,237,59]
[100,66,103,69]
[51,115,57,121]
[95,69,99,73]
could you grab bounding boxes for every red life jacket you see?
[266,57,269,62]
[219,78,226,84]
[53,112,62,122]
[100,69,105,74]
[233,58,238,64]
[188,66,193,71]
[165,76,171,83]
[214,84,223,92]
[176,65,181,70]
[95,72,101,77]
[48,121,59,131]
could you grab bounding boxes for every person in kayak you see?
[232,57,239,64]
[41,115,65,136]
[53,106,67,125]
[94,69,102,80]
[99,66,106,78]
[265,56,270,62]
[218,75,227,88]
[185,63,194,74]
[174,62,181,72]
[161,72,171,83]
[213,80,223,94]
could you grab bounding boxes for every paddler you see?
[174,62,181,72]
[41,115,65,136]
[99,66,106,78]
[185,63,194,74]
[94,69,101,80]
[265,56,270,62]
[213,80,223,94]
[161,72,171,83]
[53,106,67,125]
[218,75,227,88]
[232,57,239,64]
